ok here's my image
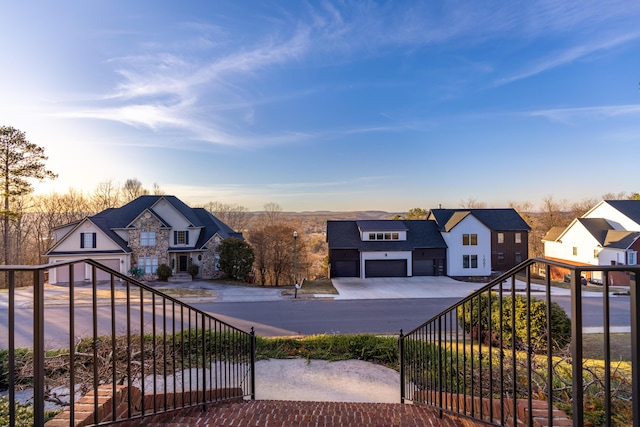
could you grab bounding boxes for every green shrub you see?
[157,263,172,281]
[457,291,494,336]
[0,396,60,425]
[129,266,144,278]
[493,295,571,351]
[256,334,399,368]
[458,292,571,352]
[187,263,199,278]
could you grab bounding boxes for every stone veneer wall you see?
[200,234,224,279]
[127,213,171,277]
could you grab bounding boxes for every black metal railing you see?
[1,259,255,427]
[400,258,639,427]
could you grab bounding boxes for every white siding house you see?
[440,214,492,277]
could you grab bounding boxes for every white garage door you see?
[54,262,87,284]
[95,259,121,281]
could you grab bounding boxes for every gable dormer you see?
[356,220,408,241]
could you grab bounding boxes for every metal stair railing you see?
[1,259,255,427]
[400,258,639,427]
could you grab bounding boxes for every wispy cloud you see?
[526,104,640,123]
[493,31,640,86]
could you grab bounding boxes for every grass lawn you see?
[582,333,632,361]
[280,278,338,296]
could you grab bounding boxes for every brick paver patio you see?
[136,400,480,427]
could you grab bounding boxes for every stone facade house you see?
[45,195,243,283]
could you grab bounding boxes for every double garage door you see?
[365,260,407,278]
[54,259,120,283]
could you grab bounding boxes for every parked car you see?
[588,277,603,285]
[563,274,587,285]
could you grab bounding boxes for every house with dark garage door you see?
[326,220,447,279]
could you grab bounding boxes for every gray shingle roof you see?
[542,226,565,242]
[577,218,614,245]
[604,230,640,249]
[47,195,241,255]
[603,200,640,224]
[429,208,531,232]
[327,220,446,251]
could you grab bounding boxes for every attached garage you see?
[332,260,359,277]
[412,248,446,276]
[53,261,87,283]
[95,259,121,281]
[365,260,407,278]
[412,260,434,276]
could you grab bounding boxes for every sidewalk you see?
[0,276,621,307]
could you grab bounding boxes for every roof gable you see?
[429,208,530,232]
[603,200,640,225]
[603,230,640,249]
[46,195,242,254]
[327,220,446,251]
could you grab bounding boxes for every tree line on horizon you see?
[3,125,639,286]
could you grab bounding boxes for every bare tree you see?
[459,197,487,209]
[202,201,253,232]
[601,191,629,200]
[152,182,164,195]
[261,202,283,226]
[247,204,307,286]
[122,178,149,203]
[91,178,121,211]
[569,197,599,218]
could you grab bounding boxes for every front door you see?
[179,255,188,272]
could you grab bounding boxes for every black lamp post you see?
[293,230,298,298]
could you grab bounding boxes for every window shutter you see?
[80,233,85,248]
[186,232,189,245]
[92,233,97,248]
[174,231,178,245]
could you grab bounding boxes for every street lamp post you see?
[293,230,298,298]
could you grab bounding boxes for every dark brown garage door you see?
[365,260,407,278]
[412,259,435,276]
[333,260,359,277]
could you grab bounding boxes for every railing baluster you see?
[603,271,611,427]
[546,264,553,427]
[110,273,117,423]
[499,275,504,426]
[511,274,517,427]
[33,268,45,427]
[92,265,98,425]
[526,266,533,426]
[8,271,15,427]
[572,268,584,427]
[630,270,639,427]
[126,279,132,419]
[140,285,145,416]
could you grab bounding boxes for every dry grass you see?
[280,278,338,296]
[582,333,632,361]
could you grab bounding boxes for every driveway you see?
[329,276,596,300]
[330,276,483,299]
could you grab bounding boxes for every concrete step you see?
[168,273,192,282]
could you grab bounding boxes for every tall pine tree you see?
[1,126,57,265]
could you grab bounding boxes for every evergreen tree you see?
[1,126,57,265]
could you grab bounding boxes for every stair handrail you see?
[400,258,639,427]
[1,258,256,426]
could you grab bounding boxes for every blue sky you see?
[2,1,640,212]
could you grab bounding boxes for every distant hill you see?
[282,211,403,220]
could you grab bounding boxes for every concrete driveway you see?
[329,276,581,300]
[330,276,484,300]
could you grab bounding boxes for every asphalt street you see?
[0,276,632,350]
